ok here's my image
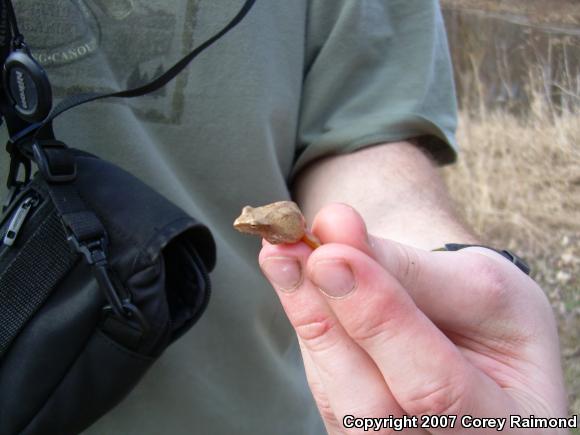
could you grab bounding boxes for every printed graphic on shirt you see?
[16,0,200,124]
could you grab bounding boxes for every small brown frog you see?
[233,201,320,249]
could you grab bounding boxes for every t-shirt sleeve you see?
[292,0,458,178]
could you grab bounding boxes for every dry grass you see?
[442,92,580,416]
[444,106,580,246]
[440,2,580,415]
[440,0,580,25]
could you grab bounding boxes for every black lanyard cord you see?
[3,0,22,48]
[7,0,257,144]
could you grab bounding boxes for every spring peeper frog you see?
[233,201,320,249]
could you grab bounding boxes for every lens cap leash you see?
[3,0,256,200]
[0,0,54,205]
[7,0,257,148]
[1,0,52,124]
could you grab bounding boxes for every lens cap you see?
[4,50,52,122]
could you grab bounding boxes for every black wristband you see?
[434,243,531,275]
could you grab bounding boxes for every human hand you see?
[259,203,568,434]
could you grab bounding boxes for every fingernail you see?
[260,257,303,292]
[311,259,356,299]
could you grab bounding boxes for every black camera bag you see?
[0,145,215,435]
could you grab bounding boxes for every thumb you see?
[311,203,532,333]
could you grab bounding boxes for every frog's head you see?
[233,206,272,236]
[233,201,306,244]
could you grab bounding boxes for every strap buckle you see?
[68,234,149,332]
[32,140,76,183]
[5,139,31,189]
[499,249,531,276]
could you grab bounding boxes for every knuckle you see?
[312,391,337,424]
[393,243,421,290]
[293,313,340,353]
[469,255,511,310]
[317,402,347,435]
[345,299,402,345]
[401,371,467,416]
[312,396,337,424]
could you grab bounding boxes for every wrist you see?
[433,243,531,275]
[366,212,479,251]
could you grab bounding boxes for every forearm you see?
[292,141,479,250]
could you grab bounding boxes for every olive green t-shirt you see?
[3,0,458,433]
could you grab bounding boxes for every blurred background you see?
[440,0,579,421]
